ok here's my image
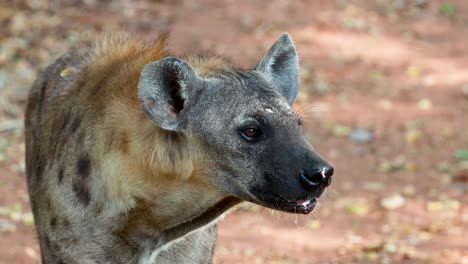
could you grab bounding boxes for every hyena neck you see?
[82,38,240,255]
[115,195,242,260]
[161,196,242,242]
[95,98,236,254]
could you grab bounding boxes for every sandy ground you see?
[0,0,467,263]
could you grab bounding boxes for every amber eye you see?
[240,127,262,143]
[244,128,257,137]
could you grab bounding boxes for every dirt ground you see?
[1,0,468,263]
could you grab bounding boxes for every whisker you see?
[295,105,315,116]
[294,104,308,115]
[298,116,319,120]
[311,210,319,221]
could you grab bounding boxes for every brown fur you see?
[25,34,240,263]
[25,32,328,264]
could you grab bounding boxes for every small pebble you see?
[0,218,17,232]
[462,84,468,96]
[349,128,373,143]
[380,194,405,210]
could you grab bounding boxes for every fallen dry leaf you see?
[380,194,405,210]
[344,199,370,216]
[426,199,460,212]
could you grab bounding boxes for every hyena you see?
[24,32,334,263]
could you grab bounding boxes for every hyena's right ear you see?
[138,57,202,131]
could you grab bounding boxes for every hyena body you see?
[25,33,333,263]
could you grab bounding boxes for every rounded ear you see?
[255,33,299,105]
[138,57,202,131]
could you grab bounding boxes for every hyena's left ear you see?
[138,57,202,131]
[255,32,299,105]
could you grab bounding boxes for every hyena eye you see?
[240,127,262,143]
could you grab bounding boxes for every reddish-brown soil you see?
[1,0,467,263]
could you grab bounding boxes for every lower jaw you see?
[244,188,318,214]
[277,198,317,214]
[250,196,317,214]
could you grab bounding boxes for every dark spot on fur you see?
[70,238,78,245]
[70,116,81,134]
[73,182,91,206]
[62,218,70,227]
[58,167,64,184]
[52,242,60,252]
[77,157,91,178]
[50,216,58,229]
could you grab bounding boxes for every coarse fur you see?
[25,32,333,263]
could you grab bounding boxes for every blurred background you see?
[0,0,467,263]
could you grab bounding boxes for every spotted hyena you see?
[24,32,333,263]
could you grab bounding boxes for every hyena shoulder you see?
[25,34,237,263]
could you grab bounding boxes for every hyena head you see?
[138,33,333,214]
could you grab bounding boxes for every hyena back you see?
[25,33,333,263]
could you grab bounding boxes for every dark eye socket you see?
[240,127,262,143]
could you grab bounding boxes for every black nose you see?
[300,166,333,190]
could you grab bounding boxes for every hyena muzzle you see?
[25,32,333,263]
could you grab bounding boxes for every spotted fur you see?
[25,32,333,263]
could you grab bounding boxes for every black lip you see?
[277,197,317,214]
[247,189,318,214]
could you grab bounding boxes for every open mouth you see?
[248,188,319,214]
[277,196,317,214]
